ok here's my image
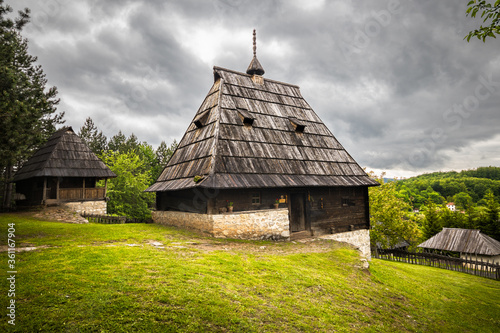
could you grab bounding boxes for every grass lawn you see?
[1,213,499,332]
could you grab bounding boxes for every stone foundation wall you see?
[320,229,371,259]
[63,200,107,215]
[212,209,290,240]
[152,209,290,240]
[153,211,213,234]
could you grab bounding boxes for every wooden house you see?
[13,127,116,214]
[147,33,379,241]
[418,228,500,264]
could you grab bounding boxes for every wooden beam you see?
[42,178,47,203]
[56,178,60,201]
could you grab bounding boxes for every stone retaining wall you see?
[212,209,290,240]
[320,229,371,259]
[153,211,213,234]
[63,200,107,215]
[152,209,290,240]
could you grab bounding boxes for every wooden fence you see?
[81,212,152,224]
[373,249,500,281]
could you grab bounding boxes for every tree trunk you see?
[2,164,13,211]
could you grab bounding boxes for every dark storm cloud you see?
[10,0,500,176]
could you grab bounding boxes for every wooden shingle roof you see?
[147,66,378,192]
[418,228,500,256]
[13,127,116,181]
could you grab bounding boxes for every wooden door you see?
[290,193,306,232]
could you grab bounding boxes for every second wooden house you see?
[13,127,116,214]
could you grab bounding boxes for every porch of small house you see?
[41,177,109,205]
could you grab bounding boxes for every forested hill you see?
[394,166,500,209]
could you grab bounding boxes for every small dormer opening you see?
[194,110,210,129]
[289,117,306,133]
[237,108,255,127]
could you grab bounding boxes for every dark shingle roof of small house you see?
[147,66,378,192]
[418,228,500,256]
[13,127,116,181]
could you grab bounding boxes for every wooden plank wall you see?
[209,186,369,234]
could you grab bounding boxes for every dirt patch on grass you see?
[163,237,348,255]
[0,245,53,252]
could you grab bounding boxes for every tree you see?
[100,150,155,220]
[421,201,442,240]
[368,173,422,250]
[107,131,126,153]
[0,1,64,209]
[476,190,500,239]
[465,0,500,42]
[78,117,107,155]
[152,140,177,182]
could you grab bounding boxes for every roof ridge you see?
[206,77,224,185]
[213,66,300,89]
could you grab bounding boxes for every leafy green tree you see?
[422,201,442,240]
[453,192,473,211]
[465,0,500,42]
[78,117,107,155]
[100,150,155,220]
[369,173,422,250]
[1,1,64,209]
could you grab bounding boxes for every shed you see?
[13,126,116,214]
[418,228,500,264]
[147,31,379,241]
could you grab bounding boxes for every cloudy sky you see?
[10,0,500,178]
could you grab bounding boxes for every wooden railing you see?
[59,188,106,201]
[373,249,500,280]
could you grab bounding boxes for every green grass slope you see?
[1,214,499,332]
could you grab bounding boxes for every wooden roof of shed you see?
[418,228,500,256]
[147,66,378,192]
[13,127,116,181]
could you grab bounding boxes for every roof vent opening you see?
[289,117,306,133]
[194,110,210,129]
[237,108,255,127]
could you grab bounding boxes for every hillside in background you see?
[394,166,500,207]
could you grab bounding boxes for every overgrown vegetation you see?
[0,214,499,332]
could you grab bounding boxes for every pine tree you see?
[78,117,107,155]
[422,201,442,239]
[0,1,64,209]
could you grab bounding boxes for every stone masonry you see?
[320,229,371,259]
[63,200,107,215]
[153,208,290,240]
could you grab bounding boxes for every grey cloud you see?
[9,0,500,176]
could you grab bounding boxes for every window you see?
[194,110,210,128]
[289,117,306,133]
[342,197,355,207]
[237,108,255,127]
[251,193,261,205]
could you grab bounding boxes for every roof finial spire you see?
[246,29,265,76]
[253,29,257,57]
